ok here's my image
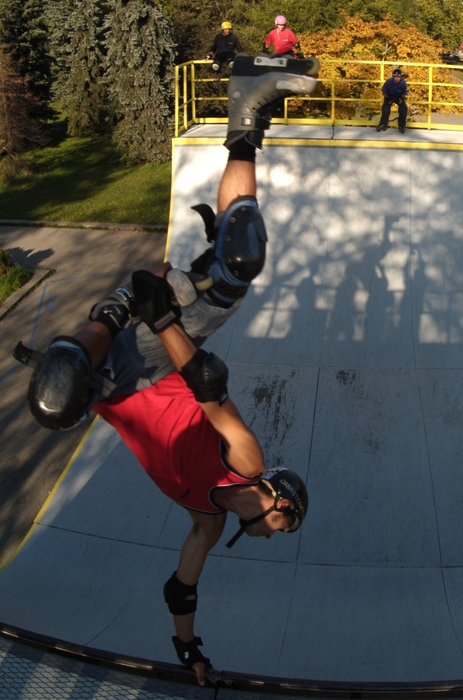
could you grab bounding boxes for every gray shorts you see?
[89,293,244,408]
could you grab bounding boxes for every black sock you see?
[227,138,256,163]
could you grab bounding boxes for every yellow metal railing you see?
[174,59,463,137]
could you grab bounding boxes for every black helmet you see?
[261,467,308,532]
[392,68,402,76]
[225,467,308,547]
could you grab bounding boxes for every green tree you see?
[45,0,73,101]
[0,0,54,120]
[162,0,219,63]
[104,0,175,163]
[414,0,463,50]
[49,0,109,135]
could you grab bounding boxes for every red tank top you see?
[94,372,260,513]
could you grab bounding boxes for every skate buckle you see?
[254,56,288,67]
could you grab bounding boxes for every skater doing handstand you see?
[15,52,320,685]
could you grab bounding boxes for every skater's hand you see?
[171,635,211,685]
[193,661,207,686]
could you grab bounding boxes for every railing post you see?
[191,62,197,124]
[174,65,180,137]
[331,63,336,125]
[183,65,188,133]
[427,65,433,130]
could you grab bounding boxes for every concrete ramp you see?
[2,126,463,689]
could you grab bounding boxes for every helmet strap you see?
[225,504,276,548]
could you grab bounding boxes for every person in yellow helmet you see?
[205,21,243,81]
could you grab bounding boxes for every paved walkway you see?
[0,223,166,567]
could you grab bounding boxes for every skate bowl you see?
[2,124,463,696]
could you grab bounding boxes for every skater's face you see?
[276,23,285,31]
[222,28,231,35]
[245,507,295,540]
[393,74,401,81]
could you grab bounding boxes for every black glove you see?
[172,636,212,670]
[296,50,305,59]
[262,42,269,54]
[131,269,180,334]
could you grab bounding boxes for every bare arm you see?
[158,323,264,477]
[174,510,226,685]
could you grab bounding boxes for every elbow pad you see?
[180,349,228,405]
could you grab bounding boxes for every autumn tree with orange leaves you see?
[297,13,463,120]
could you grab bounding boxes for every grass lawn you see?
[0,118,172,226]
[0,250,33,305]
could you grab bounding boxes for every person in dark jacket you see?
[376,68,408,133]
[205,21,243,81]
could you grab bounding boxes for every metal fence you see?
[174,58,463,136]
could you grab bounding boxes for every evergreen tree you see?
[104,0,175,163]
[45,0,72,101]
[47,0,109,135]
[0,0,54,120]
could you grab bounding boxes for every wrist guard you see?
[132,269,179,334]
[180,349,228,405]
[172,636,212,670]
[89,286,137,338]
[163,571,197,615]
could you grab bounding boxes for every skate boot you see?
[225,53,319,149]
[232,53,320,78]
[212,62,221,81]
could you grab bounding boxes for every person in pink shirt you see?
[263,15,302,58]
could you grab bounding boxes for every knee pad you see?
[163,571,198,615]
[191,197,267,306]
[27,336,91,430]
